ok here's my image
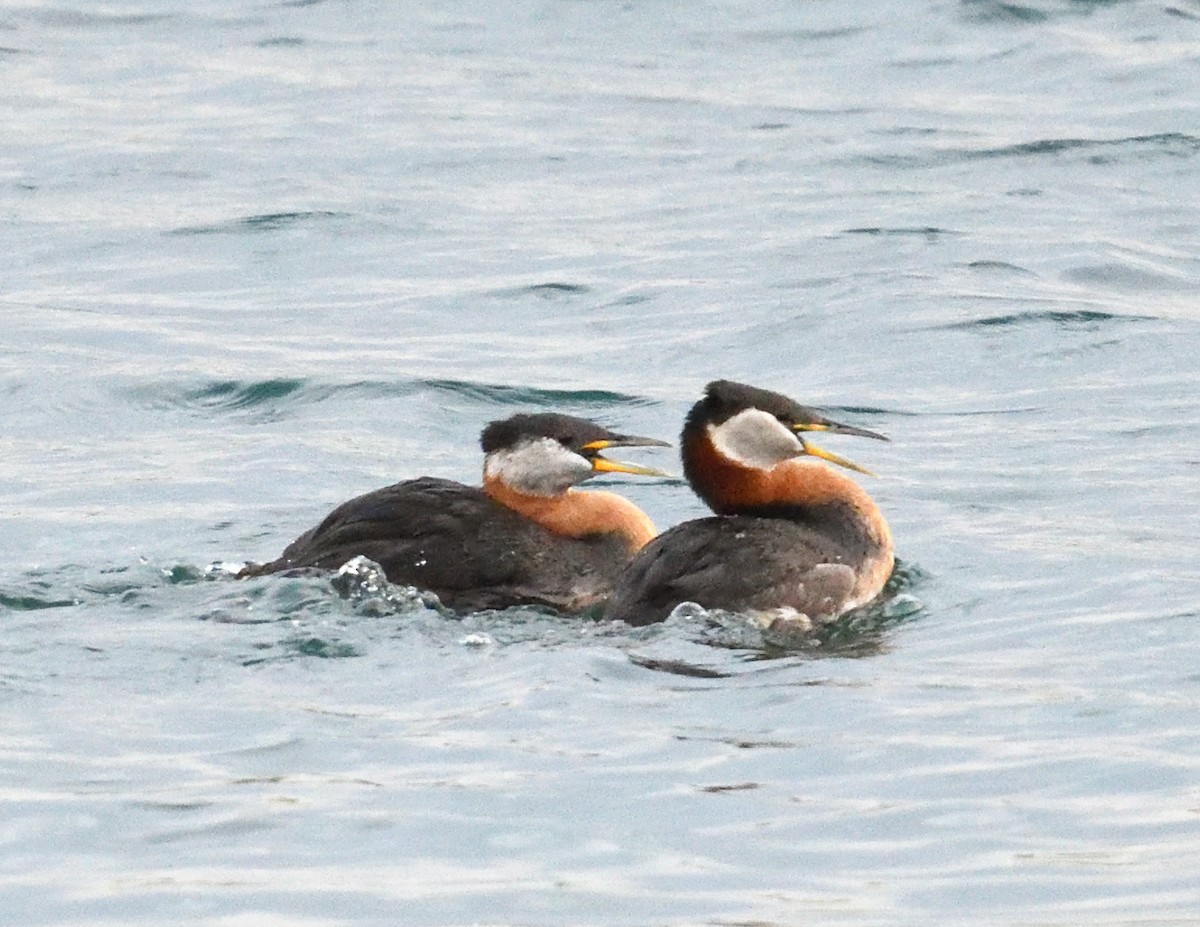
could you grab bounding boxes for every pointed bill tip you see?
[590,455,673,478]
[794,421,889,442]
[800,440,878,477]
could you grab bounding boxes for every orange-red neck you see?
[684,429,892,545]
[684,431,894,606]
[483,474,658,553]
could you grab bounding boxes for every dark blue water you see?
[3,1,1200,924]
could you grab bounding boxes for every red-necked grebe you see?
[242,412,669,613]
[604,380,892,628]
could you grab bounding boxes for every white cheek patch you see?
[484,438,594,496]
[708,409,803,470]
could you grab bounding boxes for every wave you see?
[861,133,1200,169]
[166,211,352,237]
[842,226,961,238]
[121,376,650,419]
[0,554,927,672]
[489,282,592,300]
[932,308,1153,331]
[962,0,1144,25]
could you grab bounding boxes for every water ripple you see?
[618,562,928,677]
[964,260,1039,277]
[933,308,1151,331]
[34,9,174,27]
[842,226,960,238]
[122,376,650,419]
[167,211,352,236]
[961,0,1154,24]
[865,133,1200,169]
[491,282,593,300]
[1062,262,1194,292]
[0,588,80,612]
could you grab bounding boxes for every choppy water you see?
[3,1,1200,924]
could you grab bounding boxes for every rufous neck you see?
[483,475,657,552]
[684,433,890,540]
[682,429,894,608]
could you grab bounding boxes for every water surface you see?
[3,1,1200,924]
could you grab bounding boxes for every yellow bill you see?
[582,434,672,478]
[792,418,887,476]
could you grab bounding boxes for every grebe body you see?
[243,413,668,613]
[604,380,892,627]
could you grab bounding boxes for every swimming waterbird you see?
[242,413,669,613]
[604,380,892,629]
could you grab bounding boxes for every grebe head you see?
[482,412,670,497]
[685,379,888,476]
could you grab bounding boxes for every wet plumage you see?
[242,413,668,613]
[604,380,893,627]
